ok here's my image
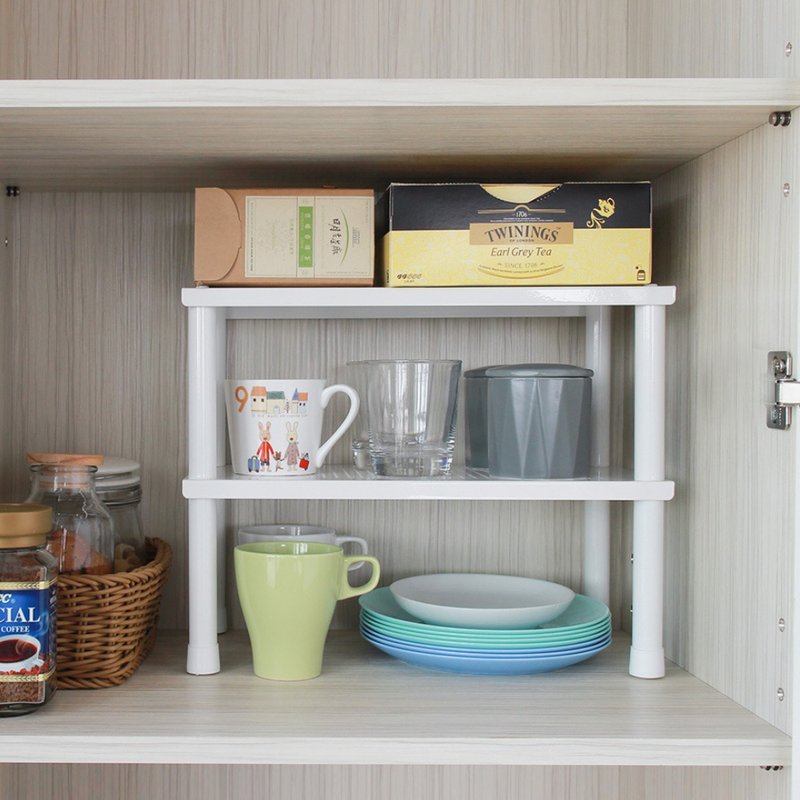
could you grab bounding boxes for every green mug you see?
[234,541,381,680]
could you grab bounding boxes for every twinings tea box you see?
[194,188,374,286]
[382,183,651,286]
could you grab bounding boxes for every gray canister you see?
[485,364,593,479]
[464,366,499,470]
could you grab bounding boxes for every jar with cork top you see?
[25,453,115,576]
[0,503,57,715]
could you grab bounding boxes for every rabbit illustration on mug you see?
[248,420,275,473]
[285,421,301,472]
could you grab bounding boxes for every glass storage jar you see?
[0,503,57,716]
[95,457,146,571]
[25,453,115,576]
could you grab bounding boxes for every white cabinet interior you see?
[1,1,798,797]
[0,81,797,784]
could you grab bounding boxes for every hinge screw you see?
[630,553,634,564]
[5,186,20,198]
[786,42,794,56]
[777,687,785,701]
[778,618,786,632]
[783,183,791,198]
[769,111,792,127]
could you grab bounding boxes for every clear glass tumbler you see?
[345,361,371,470]
[354,359,461,477]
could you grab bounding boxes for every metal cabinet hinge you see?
[768,351,800,429]
[769,111,792,127]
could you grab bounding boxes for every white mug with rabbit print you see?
[225,379,359,477]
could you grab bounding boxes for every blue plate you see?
[360,628,612,675]
[360,620,612,658]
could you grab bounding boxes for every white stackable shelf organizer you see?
[181,285,676,679]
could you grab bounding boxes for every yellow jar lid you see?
[0,504,53,547]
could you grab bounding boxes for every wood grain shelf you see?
[0,631,788,767]
[2,79,799,189]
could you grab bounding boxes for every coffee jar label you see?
[0,581,56,682]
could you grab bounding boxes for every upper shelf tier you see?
[1,78,799,190]
[182,286,677,318]
[183,467,675,501]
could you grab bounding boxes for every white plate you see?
[389,573,575,629]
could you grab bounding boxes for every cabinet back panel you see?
[0,0,627,80]
[0,199,12,493]
[627,0,798,79]
[655,122,798,733]
[4,192,194,627]
[1,192,631,632]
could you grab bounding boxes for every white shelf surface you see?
[2,79,799,189]
[0,631,788,767]
[183,466,674,501]
[182,286,677,319]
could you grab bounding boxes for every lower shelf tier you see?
[183,466,675,501]
[0,631,788,767]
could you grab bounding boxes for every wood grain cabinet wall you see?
[0,2,798,799]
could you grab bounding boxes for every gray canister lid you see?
[464,366,503,379]
[484,363,594,378]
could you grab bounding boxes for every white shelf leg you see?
[583,501,610,605]
[186,305,223,674]
[216,499,227,635]
[583,307,612,605]
[630,304,666,679]
[215,313,228,635]
[187,498,220,674]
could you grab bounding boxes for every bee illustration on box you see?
[586,197,615,229]
[285,422,301,472]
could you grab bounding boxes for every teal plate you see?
[359,588,611,647]
[360,615,611,651]
[360,610,610,648]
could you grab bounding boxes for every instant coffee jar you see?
[0,503,57,716]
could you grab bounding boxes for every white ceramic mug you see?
[237,524,369,572]
[225,379,359,477]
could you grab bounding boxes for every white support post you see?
[583,307,612,606]
[186,305,223,675]
[630,305,666,679]
[215,313,228,635]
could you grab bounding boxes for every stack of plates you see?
[358,574,611,675]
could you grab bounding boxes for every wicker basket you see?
[55,537,172,688]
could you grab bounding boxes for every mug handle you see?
[316,384,360,467]
[338,556,380,600]
[336,535,369,573]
